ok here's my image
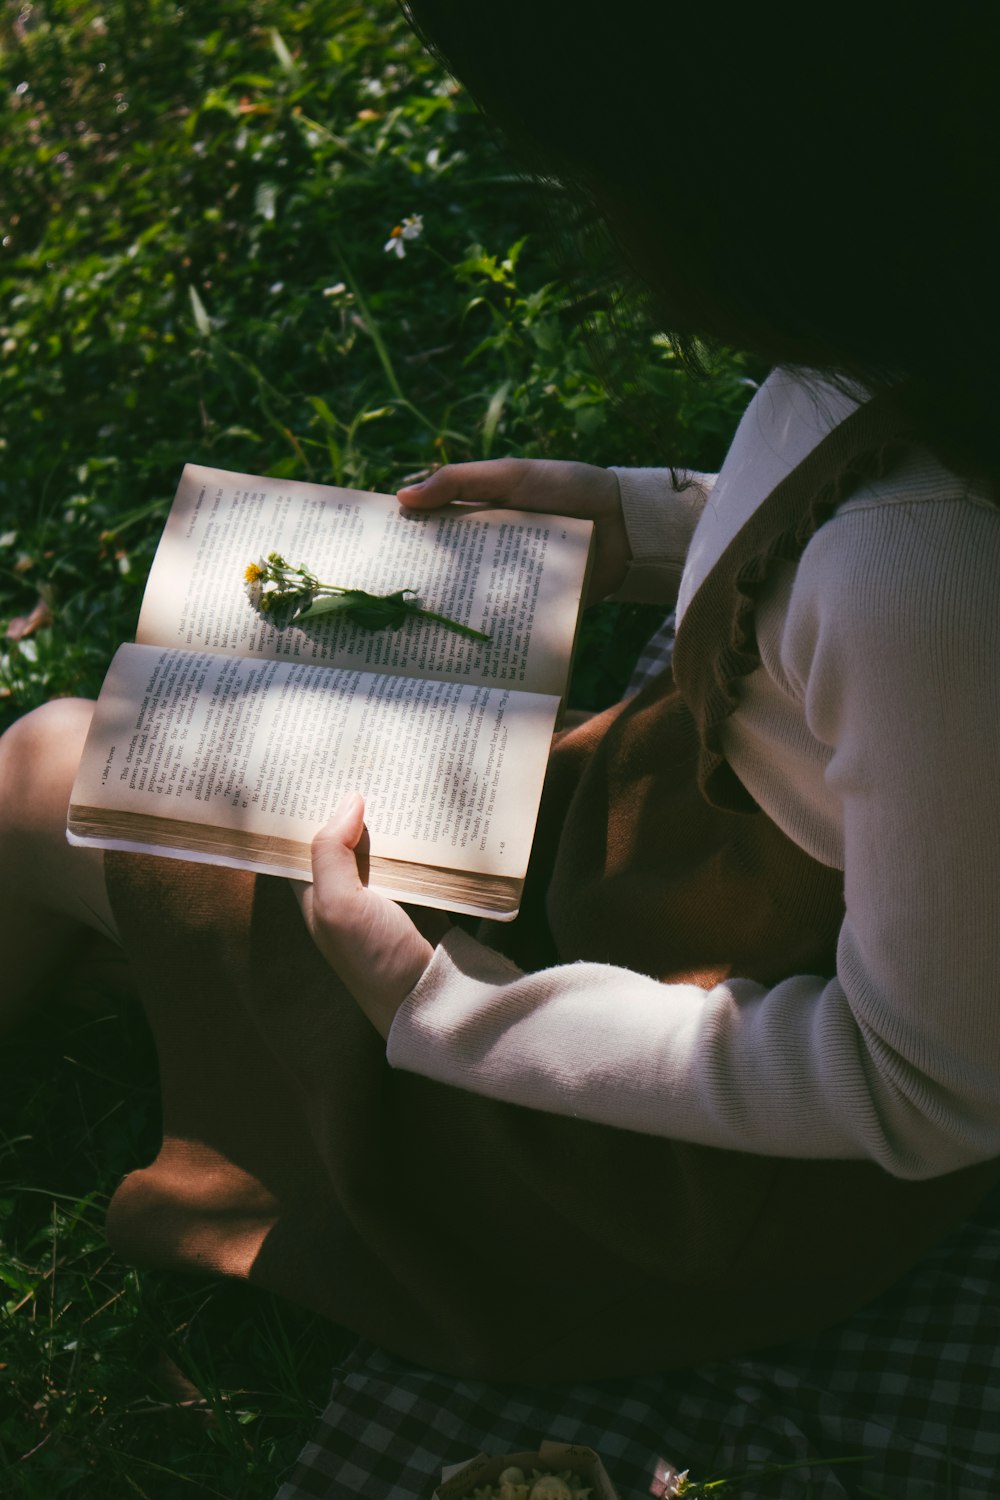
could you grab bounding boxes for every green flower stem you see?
[330,242,413,406]
[300,585,489,640]
[401,606,491,641]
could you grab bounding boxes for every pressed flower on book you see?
[243,552,490,640]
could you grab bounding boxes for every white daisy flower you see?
[383,215,423,257]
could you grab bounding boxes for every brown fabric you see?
[104,392,1000,1380]
[496,671,846,987]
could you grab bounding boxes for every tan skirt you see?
[103,675,1000,1382]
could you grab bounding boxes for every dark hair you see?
[402,2,1000,489]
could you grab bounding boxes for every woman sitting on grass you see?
[1,2,999,1480]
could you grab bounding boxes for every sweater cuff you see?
[609,466,716,604]
[386,927,524,1077]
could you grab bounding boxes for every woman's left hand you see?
[294,792,447,1039]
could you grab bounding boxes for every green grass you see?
[1,970,355,1498]
[0,2,757,1494]
[0,0,755,727]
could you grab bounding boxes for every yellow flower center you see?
[244,562,264,582]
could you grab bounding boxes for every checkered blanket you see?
[277,623,999,1500]
[277,1178,1000,1499]
[626,611,677,692]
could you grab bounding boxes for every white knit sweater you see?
[387,371,1000,1180]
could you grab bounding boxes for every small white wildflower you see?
[243,558,267,606]
[383,215,423,258]
[384,227,406,257]
[322,282,347,297]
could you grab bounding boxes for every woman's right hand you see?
[397,458,630,603]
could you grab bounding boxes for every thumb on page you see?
[311,791,366,895]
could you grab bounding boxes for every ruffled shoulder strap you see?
[672,385,917,812]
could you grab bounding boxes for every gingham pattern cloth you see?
[277,623,1000,1500]
[277,1177,1000,1499]
[625,611,677,695]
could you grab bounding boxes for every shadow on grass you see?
[0,939,353,1499]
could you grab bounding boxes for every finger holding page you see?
[298,792,435,1040]
[398,457,630,601]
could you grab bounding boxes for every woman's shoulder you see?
[812,441,1000,584]
[784,445,1000,694]
[835,441,992,518]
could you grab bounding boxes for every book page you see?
[136,465,592,698]
[69,643,557,883]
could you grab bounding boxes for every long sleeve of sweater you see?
[387,466,1000,1181]
[608,465,716,603]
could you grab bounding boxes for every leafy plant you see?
[0,0,754,724]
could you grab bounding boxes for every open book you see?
[68,465,593,919]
